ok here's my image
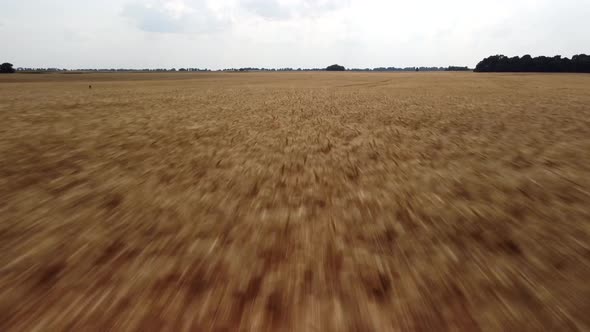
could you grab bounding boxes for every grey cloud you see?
[122,1,228,34]
[63,28,89,42]
[123,2,184,32]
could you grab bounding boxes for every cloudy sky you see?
[1,0,588,69]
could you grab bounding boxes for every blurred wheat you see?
[0,72,589,331]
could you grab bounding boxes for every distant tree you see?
[572,54,590,73]
[475,54,590,73]
[445,66,471,71]
[326,64,345,71]
[0,63,15,73]
[520,54,534,72]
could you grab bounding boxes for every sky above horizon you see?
[1,0,588,69]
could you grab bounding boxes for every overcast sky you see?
[1,0,588,69]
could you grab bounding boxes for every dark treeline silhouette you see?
[14,67,327,73]
[475,54,590,73]
[446,66,470,71]
[1,63,15,73]
[230,67,325,72]
[326,64,346,71]
[354,66,444,71]
[220,66,468,72]
[15,67,211,72]
[351,66,472,72]
[8,64,475,73]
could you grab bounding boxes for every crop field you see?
[0,72,589,331]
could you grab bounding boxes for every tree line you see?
[7,56,590,74]
[349,66,470,72]
[9,67,212,73]
[475,54,590,73]
[1,62,473,73]
[1,63,15,73]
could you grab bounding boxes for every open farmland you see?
[0,72,589,331]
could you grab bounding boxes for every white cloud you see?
[241,0,350,19]
[163,0,195,18]
[241,0,291,19]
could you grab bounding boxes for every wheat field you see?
[0,72,589,331]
